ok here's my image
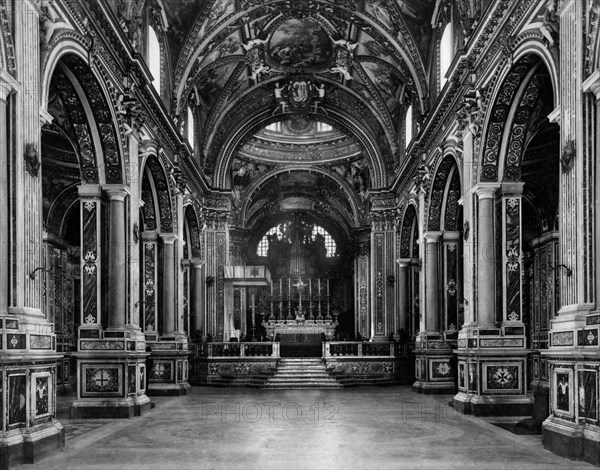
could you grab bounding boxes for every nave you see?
[24,386,595,470]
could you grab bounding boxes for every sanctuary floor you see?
[23,386,595,470]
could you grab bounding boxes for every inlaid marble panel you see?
[8,375,26,425]
[578,370,598,423]
[484,364,520,392]
[35,376,49,416]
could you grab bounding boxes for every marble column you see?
[453,184,531,416]
[442,231,460,335]
[0,81,12,314]
[104,185,129,329]
[191,258,204,338]
[396,258,411,333]
[78,185,103,326]
[500,183,524,324]
[474,183,499,327]
[352,228,371,339]
[141,231,158,337]
[423,232,442,333]
[161,233,177,335]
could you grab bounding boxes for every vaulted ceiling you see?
[144,0,440,237]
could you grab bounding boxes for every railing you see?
[323,341,396,358]
[189,342,280,358]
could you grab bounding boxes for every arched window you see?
[187,106,194,149]
[405,104,413,149]
[148,26,161,93]
[439,23,453,90]
[256,223,337,257]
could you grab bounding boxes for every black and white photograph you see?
[0,0,598,469]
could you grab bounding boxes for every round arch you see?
[399,203,419,259]
[478,53,555,183]
[140,154,174,233]
[427,154,461,231]
[240,167,363,229]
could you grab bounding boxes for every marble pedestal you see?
[540,310,600,467]
[71,326,151,419]
[146,334,191,396]
[0,315,64,468]
[413,333,455,394]
[452,326,532,416]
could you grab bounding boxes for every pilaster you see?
[352,228,371,340]
[540,41,600,464]
[0,3,64,466]
[370,211,397,341]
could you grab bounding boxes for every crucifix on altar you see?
[293,277,307,321]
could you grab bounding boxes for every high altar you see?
[264,277,338,340]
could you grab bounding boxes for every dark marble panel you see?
[7,334,26,349]
[486,365,519,390]
[578,370,597,423]
[128,366,136,394]
[84,367,120,394]
[577,329,598,346]
[79,329,100,338]
[556,373,570,412]
[35,377,49,416]
[468,363,477,392]
[8,375,26,425]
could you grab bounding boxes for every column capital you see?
[191,258,204,268]
[0,70,18,101]
[472,182,500,199]
[78,184,102,198]
[501,181,524,196]
[396,258,412,268]
[442,231,461,241]
[141,230,159,241]
[103,184,130,201]
[583,69,600,99]
[423,231,443,241]
[160,233,178,244]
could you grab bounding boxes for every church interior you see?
[0,0,599,468]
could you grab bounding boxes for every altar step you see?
[262,358,343,389]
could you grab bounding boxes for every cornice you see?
[63,0,209,197]
[391,0,539,195]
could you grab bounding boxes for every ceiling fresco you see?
[148,0,442,231]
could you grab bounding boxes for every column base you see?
[147,382,191,396]
[452,391,533,416]
[71,395,151,419]
[0,422,65,469]
[542,418,600,466]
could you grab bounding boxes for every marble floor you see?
[24,386,595,470]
